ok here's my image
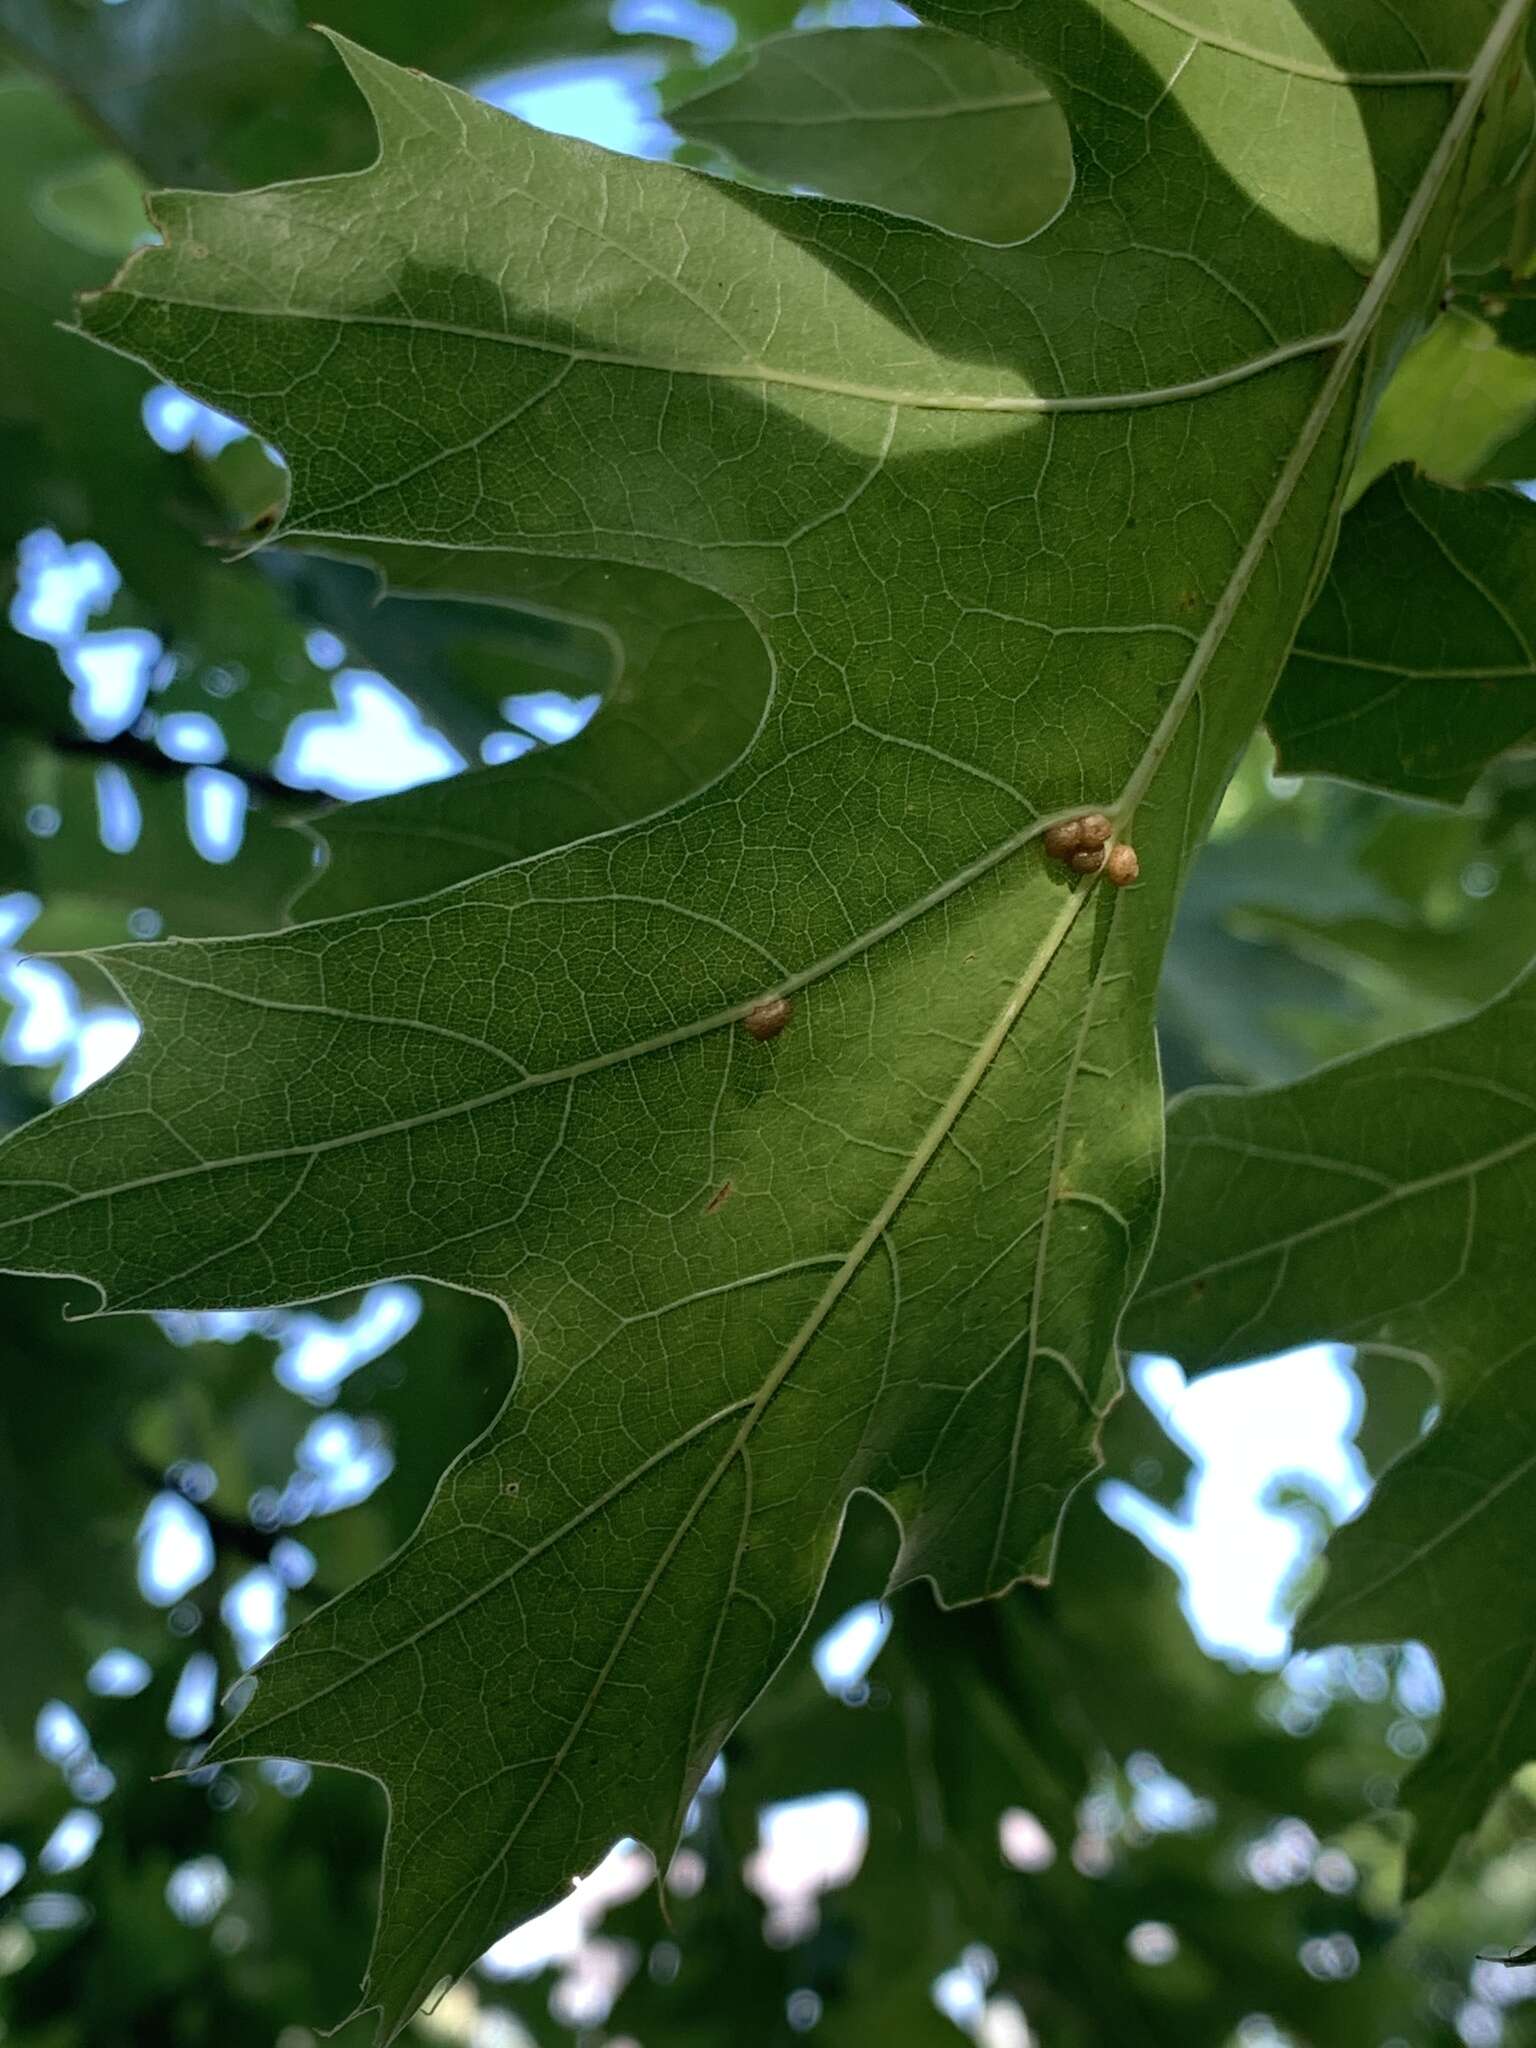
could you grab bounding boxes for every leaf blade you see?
[670,27,1074,244]
[1130,960,1536,1885]
[2,6,1528,2032]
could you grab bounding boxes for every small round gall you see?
[1069,846,1105,874]
[1077,812,1113,849]
[742,995,793,1042]
[1105,844,1140,888]
[1042,819,1085,862]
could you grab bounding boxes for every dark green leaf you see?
[0,73,214,597]
[14,746,313,948]
[1271,469,1536,802]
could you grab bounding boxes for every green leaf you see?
[671,27,1074,243]
[1300,1357,1536,1890]
[1154,735,1534,1091]
[31,149,152,261]
[0,1275,314,1745]
[1133,961,1536,1389]
[0,0,655,191]
[0,7,1526,2033]
[2,1659,387,2044]
[0,1277,174,1739]
[13,746,314,948]
[1270,468,1536,802]
[298,550,772,916]
[1129,961,1536,1885]
[1157,752,1411,1090]
[259,548,611,769]
[1249,772,1536,1017]
[0,73,212,596]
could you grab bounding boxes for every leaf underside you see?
[296,547,773,918]
[1131,959,1536,1888]
[1270,466,1536,802]
[0,2,1526,2034]
[670,26,1075,244]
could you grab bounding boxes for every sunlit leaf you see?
[1349,306,1536,496]
[671,27,1073,243]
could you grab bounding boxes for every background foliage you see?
[4,2,1536,2044]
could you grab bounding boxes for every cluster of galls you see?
[737,817,1139,1047]
[1043,812,1139,888]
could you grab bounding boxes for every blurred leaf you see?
[0,0,657,191]
[31,150,150,260]
[259,549,609,768]
[1253,767,1536,1025]
[1445,23,1536,280]
[0,73,217,597]
[1350,1344,1437,1480]
[13,746,313,948]
[1158,738,1536,1088]
[297,549,772,915]
[1159,801,1403,1090]
[131,566,344,782]
[610,1476,1429,2048]
[1301,1357,1536,1893]
[1,1661,384,2045]
[0,6,1530,2040]
[0,1277,267,1742]
[1131,963,1536,1887]
[1096,1368,1194,1513]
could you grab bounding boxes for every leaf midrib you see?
[1288,651,1536,679]
[686,90,1059,127]
[289,880,1107,2025]
[223,871,1099,1757]
[84,291,1347,419]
